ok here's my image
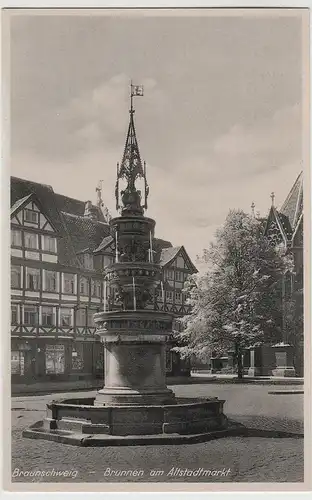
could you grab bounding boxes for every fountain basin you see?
[23,396,230,446]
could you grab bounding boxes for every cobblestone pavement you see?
[11,383,304,484]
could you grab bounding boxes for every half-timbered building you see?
[11,177,197,388]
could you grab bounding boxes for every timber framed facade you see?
[11,177,197,388]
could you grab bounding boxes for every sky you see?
[8,10,306,263]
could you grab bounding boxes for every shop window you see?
[59,308,72,327]
[62,273,76,294]
[26,267,41,290]
[43,270,59,292]
[71,344,84,371]
[41,306,55,326]
[11,265,22,288]
[11,351,24,375]
[11,229,22,247]
[45,345,65,374]
[24,232,38,249]
[23,305,38,325]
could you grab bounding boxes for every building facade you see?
[10,177,197,388]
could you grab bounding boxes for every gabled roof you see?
[11,177,65,234]
[159,246,182,266]
[264,172,304,245]
[61,212,110,254]
[264,206,288,246]
[11,194,33,216]
[158,245,198,273]
[55,193,106,223]
[280,171,303,230]
[94,235,114,253]
[292,213,303,247]
[11,191,59,233]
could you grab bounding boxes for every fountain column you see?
[94,88,175,406]
[94,215,175,406]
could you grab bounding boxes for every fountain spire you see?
[115,81,149,215]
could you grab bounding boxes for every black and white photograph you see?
[2,7,310,491]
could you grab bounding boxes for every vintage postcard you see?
[1,7,311,494]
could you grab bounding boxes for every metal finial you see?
[271,192,275,207]
[251,202,255,217]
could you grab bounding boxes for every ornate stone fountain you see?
[23,85,231,445]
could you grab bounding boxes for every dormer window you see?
[24,209,38,224]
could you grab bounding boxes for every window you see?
[26,267,40,290]
[42,235,57,253]
[23,305,38,325]
[76,308,86,327]
[175,271,183,282]
[24,232,38,249]
[175,292,182,303]
[43,270,59,292]
[11,265,22,288]
[87,309,96,327]
[24,209,38,224]
[166,291,173,302]
[80,277,89,296]
[45,345,65,374]
[11,351,24,375]
[91,279,101,298]
[72,344,84,371]
[83,253,93,270]
[11,304,18,324]
[62,273,76,294]
[165,269,174,280]
[59,308,72,327]
[11,230,22,247]
[41,306,54,326]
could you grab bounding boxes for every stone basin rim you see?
[47,396,225,410]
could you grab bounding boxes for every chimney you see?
[84,200,98,221]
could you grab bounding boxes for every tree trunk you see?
[235,342,244,379]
